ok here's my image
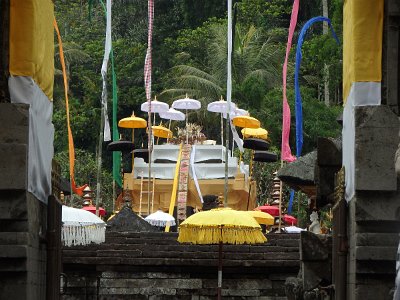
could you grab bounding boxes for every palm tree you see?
[161,24,284,114]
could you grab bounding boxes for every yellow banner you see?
[9,0,54,100]
[343,0,383,102]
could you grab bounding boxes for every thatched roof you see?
[277,151,317,194]
[107,206,158,232]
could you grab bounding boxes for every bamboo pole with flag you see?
[144,0,155,215]
[54,18,88,197]
[278,0,299,231]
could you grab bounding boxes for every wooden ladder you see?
[139,172,156,216]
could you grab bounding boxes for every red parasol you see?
[82,205,106,217]
[283,214,297,226]
[255,205,280,217]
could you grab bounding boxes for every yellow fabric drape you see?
[9,0,54,100]
[343,0,383,102]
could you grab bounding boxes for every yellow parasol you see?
[118,114,147,129]
[178,207,266,299]
[150,125,173,139]
[232,115,260,129]
[118,113,147,174]
[245,210,274,225]
[241,127,269,140]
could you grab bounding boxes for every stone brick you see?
[354,106,399,191]
[0,245,27,258]
[0,232,29,245]
[300,232,331,261]
[0,103,29,144]
[100,287,177,296]
[356,233,399,247]
[355,246,397,261]
[100,278,202,289]
[0,144,27,190]
[354,281,394,300]
[353,191,400,222]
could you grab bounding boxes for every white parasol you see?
[141,97,169,113]
[145,210,176,227]
[61,205,106,247]
[159,108,185,129]
[223,107,248,119]
[172,95,201,144]
[207,97,236,147]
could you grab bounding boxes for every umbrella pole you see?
[220,113,224,146]
[131,129,135,172]
[185,109,188,144]
[217,242,223,300]
[278,160,284,232]
[167,119,171,143]
[246,150,254,210]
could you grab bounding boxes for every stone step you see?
[63,256,300,268]
[0,232,28,245]
[0,245,27,258]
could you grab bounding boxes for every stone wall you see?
[62,232,300,300]
[0,103,48,299]
[346,105,400,300]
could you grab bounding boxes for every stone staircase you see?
[62,231,300,299]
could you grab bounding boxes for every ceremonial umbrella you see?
[141,97,170,139]
[245,210,274,225]
[61,205,106,247]
[159,108,185,143]
[178,207,266,299]
[150,125,173,145]
[241,127,269,140]
[255,205,280,217]
[140,97,169,114]
[151,125,173,139]
[145,210,176,227]
[118,113,147,173]
[283,214,298,226]
[82,205,106,217]
[223,107,248,119]
[232,115,260,129]
[172,95,201,144]
[207,97,236,146]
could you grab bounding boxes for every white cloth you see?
[191,145,203,203]
[100,0,112,141]
[145,210,175,227]
[9,76,54,204]
[61,205,106,246]
[342,82,381,200]
[284,226,306,233]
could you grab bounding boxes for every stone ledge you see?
[355,245,397,261]
[354,105,399,191]
[0,232,28,245]
[0,245,27,258]
[0,143,27,190]
[0,103,29,144]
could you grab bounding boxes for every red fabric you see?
[256,205,280,217]
[283,214,297,225]
[82,205,106,216]
[281,0,299,163]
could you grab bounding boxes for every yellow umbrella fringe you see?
[178,226,267,244]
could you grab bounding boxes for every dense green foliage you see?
[54,0,343,224]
